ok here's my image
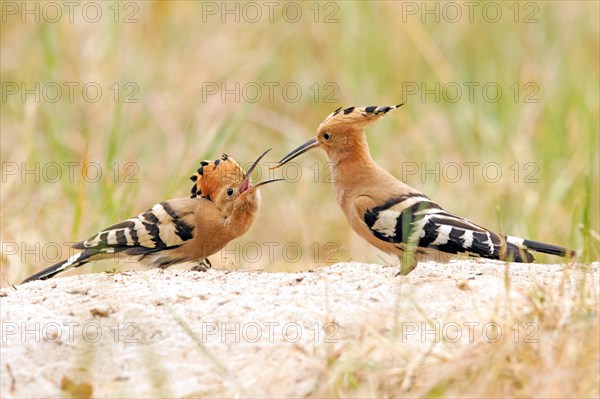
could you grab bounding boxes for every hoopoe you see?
[22,149,282,283]
[272,104,575,274]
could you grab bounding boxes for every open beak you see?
[238,148,285,195]
[243,178,285,195]
[270,137,320,170]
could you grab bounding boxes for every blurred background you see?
[1,1,598,284]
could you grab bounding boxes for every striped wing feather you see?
[363,194,532,261]
[73,201,195,256]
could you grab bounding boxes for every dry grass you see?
[312,270,599,398]
[1,1,598,397]
[316,328,599,398]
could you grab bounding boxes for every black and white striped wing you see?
[73,201,195,256]
[363,193,534,262]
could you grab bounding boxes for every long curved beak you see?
[243,178,285,195]
[238,148,284,195]
[270,137,320,170]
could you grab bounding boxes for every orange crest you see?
[318,104,404,132]
[189,154,245,199]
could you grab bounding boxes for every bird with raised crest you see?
[22,149,282,283]
[272,104,575,274]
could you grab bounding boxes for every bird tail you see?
[21,250,94,284]
[503,241,535,262]
[521,238,576,257]
[505,236,576,263]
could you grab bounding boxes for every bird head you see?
[190,149,282,213]
[271,104,403,167]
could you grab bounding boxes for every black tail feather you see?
[21,251,94,284]
[21,259,71,283]
[523,239,576,258]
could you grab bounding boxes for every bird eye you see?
[226,188,234,197]
[322,132,331,140]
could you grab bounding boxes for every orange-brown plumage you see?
[22,150,281,283]
[273,105,575,274]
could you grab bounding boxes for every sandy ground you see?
[1,260,598,398]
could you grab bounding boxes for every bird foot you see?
[191,258,212,272]
[157,267,172,275]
